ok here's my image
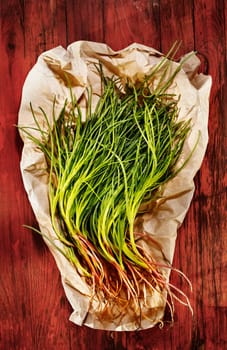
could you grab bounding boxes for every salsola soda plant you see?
[20,52,195,325]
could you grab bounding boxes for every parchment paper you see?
[18,41,212,331]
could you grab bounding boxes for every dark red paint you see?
[0,1,226,349]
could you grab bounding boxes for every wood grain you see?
[0,1,226,349]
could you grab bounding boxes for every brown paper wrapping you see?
[18,41,212,331]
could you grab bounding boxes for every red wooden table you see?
[0,1,226,349]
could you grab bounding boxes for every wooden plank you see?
[159,0,195,54]
[65,0,104,44]
[0,0,226,349]
[102,0,161,50]
[0,1,72,349]
[190,1,227,349]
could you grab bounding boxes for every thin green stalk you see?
[20,55,195,323]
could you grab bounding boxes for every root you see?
[68,232,193,328]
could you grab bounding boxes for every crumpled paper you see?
[18,41,212,331]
